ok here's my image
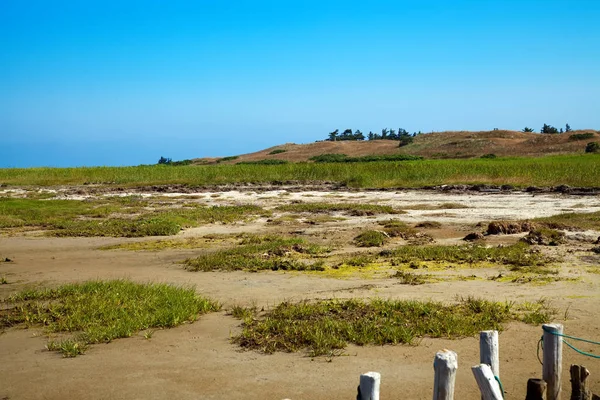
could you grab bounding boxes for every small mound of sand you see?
[487,221,536,235]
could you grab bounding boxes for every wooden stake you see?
[570,365,592,400]
[480,330,500,378]
[526,378,547,400]
[433,350,458,400]
[472,364,503,400]
[543,323,564,400]
[357,371,380,400]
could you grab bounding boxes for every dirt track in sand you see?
[1,189,600,399]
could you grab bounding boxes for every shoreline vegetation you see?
[0,154,599,188]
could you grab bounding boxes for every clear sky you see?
[1,0,599,167]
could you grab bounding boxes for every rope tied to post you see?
[539,325,600,361]
[494,375,505,399]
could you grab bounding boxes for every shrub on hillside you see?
[217,156,239,163]
[170,159,193,166]
[398,136,414,147]
[309,153,349,163]
[268,149,287,155]
[569,133,595,141]
[585,142,600,153]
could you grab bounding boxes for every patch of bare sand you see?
[1,235,599,399]
[47,189,600,225]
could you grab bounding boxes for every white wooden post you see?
[433,350,458,400]
[358,371,380,400]
[543,323,563,400]
[480,330,499,378]
[472,364,503,400]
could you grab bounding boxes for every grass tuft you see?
[354,230,389,247]
[340,254,377,267]
[1,280,220,357]
[229,304,258,321]
[515,299,556,324]
[143,329,156,340]
[183,236,330,272]
[231,297,553,356]
[383,243,548,267]
[46,339,88,357]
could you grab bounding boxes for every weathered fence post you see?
[357,371,380,400]
[433,350,458,400]
[526,378,547,400]
[570,365,592,400]
[480,330,500,378]
[543,323,563,400]
[472,364,503,400]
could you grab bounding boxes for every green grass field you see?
[1,154,599,188]
[0,198,266,237]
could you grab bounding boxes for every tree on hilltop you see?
[541,124,559,134]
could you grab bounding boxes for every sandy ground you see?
[1,190,600,399]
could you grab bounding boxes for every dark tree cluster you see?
[526,123,572,134]
[157,156,192,166]
[328,129,365,141]
[327,128,422,146]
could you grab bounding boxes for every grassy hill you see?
[197,130,599,164]
[1,130,598,188]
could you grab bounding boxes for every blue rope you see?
[541,326,600,360]
[562,339,600,359]
[494,375,505,399]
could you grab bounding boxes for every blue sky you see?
[1,0,599,167]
